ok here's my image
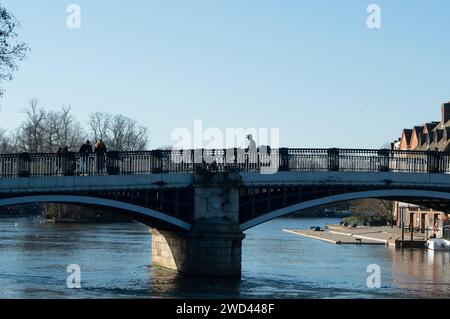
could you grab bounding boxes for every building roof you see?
[421,132,428,146]
[415,133,429,151]
[445,127,450,140]
[413,126,424,135]
[435,138,450,151]
[424,122,440,134]
[402,129,413,145]
[435,129,444,143]
[427,133,432,144]
[442,140,450,152]
[400,104,450,152]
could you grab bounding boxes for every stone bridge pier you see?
[151,173,245,276]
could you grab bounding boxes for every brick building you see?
[393,102,450,237]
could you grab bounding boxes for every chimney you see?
[442,102,450,125]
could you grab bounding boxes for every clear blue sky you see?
[1,0,449,149]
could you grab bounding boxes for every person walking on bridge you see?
[246,134,257,169]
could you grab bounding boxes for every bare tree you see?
[15,100,84,152]
[10,105,148,153]
[0,127,12,153]
[89,112,111,142]
[53,106,84,150]
[15,99,46,152]
[42,110,61,152]
[0,5,29,101]
[109,114,147,151]
[42,106,84,152]
[89,112,148,151]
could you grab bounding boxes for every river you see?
[0,217,449,298]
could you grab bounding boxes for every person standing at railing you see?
[94,139,107,174]
[79,140,93,175]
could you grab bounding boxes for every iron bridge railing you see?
[0,148,449,178]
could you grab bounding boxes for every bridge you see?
[2,148,450,276]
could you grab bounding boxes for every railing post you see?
[427,150,440,173]
[152,150,163,173]
[18,152,30,177]
[106,151,120,175]
[327,148,339,171]
[436,151,442,173]
[234,147,238,171]
[193,149,204,174]
[64,152,76,176]
[278,148,289,171]
[225,148,240,172]
[378,149,390,172]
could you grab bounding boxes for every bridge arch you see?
[239,189,450,231]
[0,195,191,231]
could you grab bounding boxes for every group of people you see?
[54,135,259,175]
[55,139,108,175]
[79,139,108,174]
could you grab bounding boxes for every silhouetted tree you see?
[14,99,46,152]
[0,127,12,153]
[350,199,393,216]
[14,100,85,152]
[12,103,148,153]
[89,112,147,151]
[88,112,111,141]
[0,4,29,101]
[47,106,84,151]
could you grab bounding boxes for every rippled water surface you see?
[0,217,449,298]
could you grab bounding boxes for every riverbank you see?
[285,224,428,247]
[283,229,385,245]
[45,217,134,224]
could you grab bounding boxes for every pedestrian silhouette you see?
[79,140,93,175]
[246,134,257,165]
[94,139,107,174]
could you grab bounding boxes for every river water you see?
[0,217,449,299]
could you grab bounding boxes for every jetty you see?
[283,229,385,245]
[284,225,427,247]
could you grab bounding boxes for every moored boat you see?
[426,238,450,251]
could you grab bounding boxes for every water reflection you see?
[147,268,242,298]
[388,248,450,298]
